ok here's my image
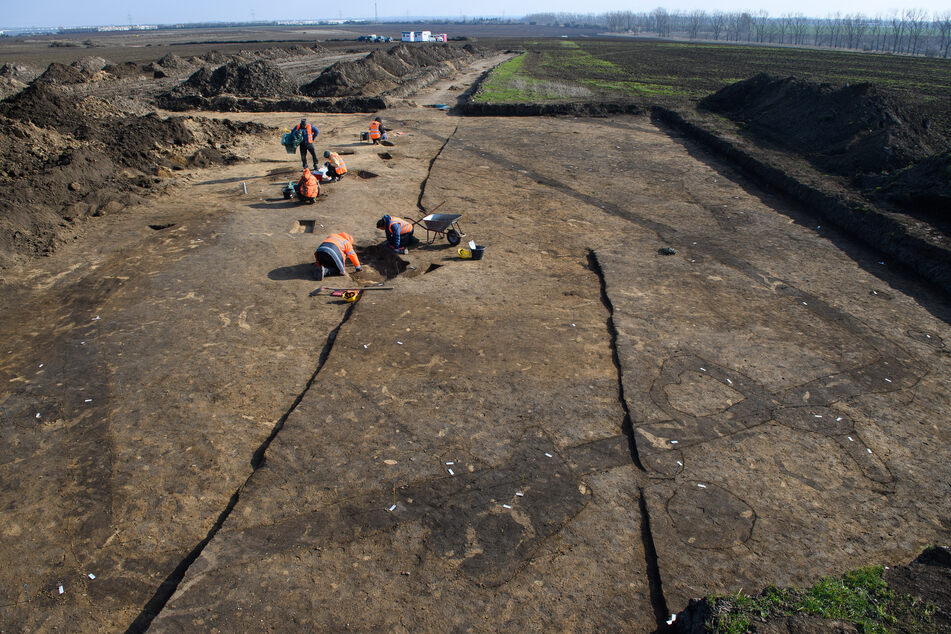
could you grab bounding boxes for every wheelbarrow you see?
[410,211,464,246]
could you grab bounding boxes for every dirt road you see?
[1,61,949,631]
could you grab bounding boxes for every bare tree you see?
[686,10,706,40]
[905,8,927,54]
[791,14,808,45]
[777,14,792,44]
[814,19,829,46]
[890,10,906,53]
[752,10,770,42]
[604,11,626,32]
[740,12,754,41]
[937,11,951,58]
[652,7,671,37]
[828,12,843,48]
[710,11,727,40]
[853,15,869,50]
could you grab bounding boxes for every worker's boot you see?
[315,265,325,281]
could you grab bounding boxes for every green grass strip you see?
[710,566,939,634]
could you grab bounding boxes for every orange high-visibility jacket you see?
[388,216,412,235]
[298,169,319,198]
[322,233,361,268]
[369,120,381,140]
[295,122,316,144]
[328,152,347,175]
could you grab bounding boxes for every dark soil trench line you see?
[589,250,670,629]
[416,125,459,213]
[124,303,358,633]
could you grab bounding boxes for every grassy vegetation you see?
[474,51,594,102]
[708,566,940,634]
[474,36,951,119]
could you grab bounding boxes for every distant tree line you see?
[523,8,951,58]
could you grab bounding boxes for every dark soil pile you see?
[173,60,299,98]
[102,61,145,79]
[301,43,471,97]
[34,62,88,85]
[156,53,193,71]
[700,73,950,225]
[0,81,269,269]
[71,56,109,75]
[863,150,951,223]
[700,74,942,177]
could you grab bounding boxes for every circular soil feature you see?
[906,329,944,349]
[378,152,393,160]
[667,483,755,549]
[356,170,379,179]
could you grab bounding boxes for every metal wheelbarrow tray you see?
[413,213,464,245]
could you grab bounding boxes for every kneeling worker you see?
[369,117,387,144]
[377,214,419,253]
[295,168,319,203]
[315,232,362,280]
[323,150,348,182]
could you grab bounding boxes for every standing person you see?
[295,168,319,203]
[294,118,319,170]
[323,150,348,182]
[314,232,362,280]
[368,117,388,144]
[376,214,418,253]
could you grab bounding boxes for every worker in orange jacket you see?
[295,168,319,203]
[315,232,362,280]
[368,117,387,144]
[294,118,319,170]
[376,214,419,253]
[323,150,347,182]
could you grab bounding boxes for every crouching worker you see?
[295,168,319,203]
[369,117,387,144]
[323,151,347,182]
[315,232,362,281]
[377,214,419,254]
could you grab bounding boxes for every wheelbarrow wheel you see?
[446,229,461,246]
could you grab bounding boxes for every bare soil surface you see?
[1,45,950,633]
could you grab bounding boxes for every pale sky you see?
[2,0,948,29]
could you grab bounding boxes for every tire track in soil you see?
[124,302,358,633]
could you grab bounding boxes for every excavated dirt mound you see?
[0,81,269,268]
[156,53,193,71]
[102,61,146,79]
[34,62,89,85]
[301,43,471,97]
[71,56,109,75]
[700,73,943,178]
[864,150,951,225]
[174,59,299,98]
[156,93,386,113]
[0,63,39,82]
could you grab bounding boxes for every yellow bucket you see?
[458,247,472,259]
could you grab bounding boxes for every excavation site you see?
[0,22,949,633]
